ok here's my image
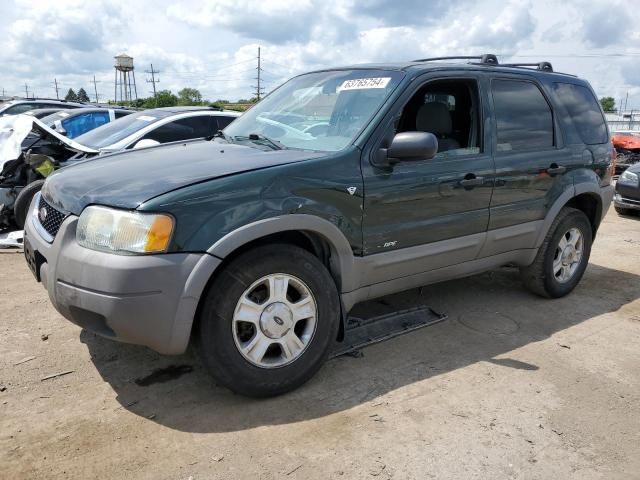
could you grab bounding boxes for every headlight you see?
[619,169,639,185]
[76,206,174,254]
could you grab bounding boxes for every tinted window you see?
[114,110,131,119]
[492,80,553,152]
[216,115,236,130]
[4,103,37,115]
[142,116,213,143]
[552,83,607,145]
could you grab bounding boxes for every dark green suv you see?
[23,55,615,397]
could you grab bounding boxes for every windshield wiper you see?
[243,133,287,150]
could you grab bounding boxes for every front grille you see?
[620,196,640,206]
[37,195,67,238]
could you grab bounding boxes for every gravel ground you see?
[1,209,639,480]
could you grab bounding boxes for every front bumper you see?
[614,193,640,211]
[24,195,221,354]
[614,181,640,211]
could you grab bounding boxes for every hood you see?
[43,140,325,215]
[0,115,97,169]
[612,133,640,151]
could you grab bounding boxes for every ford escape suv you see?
[24,54,614,397]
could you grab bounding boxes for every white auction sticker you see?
[136,115,156,122]
[338,77,391,91]
[58,112,70,117]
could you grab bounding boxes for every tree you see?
[65,88,77,102]
[600,97,615,112]
[177,87,203,105]
[76,88,90,103]
[153,90,178,107]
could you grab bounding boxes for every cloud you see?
[582,3,631,48]
[0,0,639,104]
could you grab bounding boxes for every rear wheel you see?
[13,179,45,229]
[520,207,592,298]
[197,244,340,397]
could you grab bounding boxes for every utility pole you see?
[253,47,264,101]
[24,83,29,99]
[53,78,60,99]
[146,64,160,106]
[624,92,629,112]
[92,75,100,103]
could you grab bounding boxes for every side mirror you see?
[53,120,67,136]
[133,138,160,149]
[373,131,438,167]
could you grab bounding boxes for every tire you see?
[197,243,341,397]
[520,207,592,298]
[13,179,45,229]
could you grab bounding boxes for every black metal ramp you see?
[330,305,448,358]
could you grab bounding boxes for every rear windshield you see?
[75,110,172,149]
[552,83,608,145]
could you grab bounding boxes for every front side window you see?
[492,79,554,152]
[397,78,481,156]
[225,69,404,151]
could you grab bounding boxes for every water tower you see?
[114,53,138,104]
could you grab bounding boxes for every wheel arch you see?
[535,182,605,248]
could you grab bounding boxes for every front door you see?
[361,74,495,280]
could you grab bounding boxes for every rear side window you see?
[552,83,608,145]
[491,79,554,152]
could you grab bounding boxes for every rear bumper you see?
[24,197,221,354]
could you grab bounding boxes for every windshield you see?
[225,69,404,151]
[75,110,171,149]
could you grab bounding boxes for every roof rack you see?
[500,61,553,72]
[412,54,555,73]
[412,54,499,65]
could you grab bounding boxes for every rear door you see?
[487,76,575,233]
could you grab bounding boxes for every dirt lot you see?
[1,209,639,480]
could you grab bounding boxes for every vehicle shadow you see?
[80,263,639,433]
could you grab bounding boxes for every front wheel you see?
[14,179,45,229]
[520,207,593,298]
[197,244,340,397]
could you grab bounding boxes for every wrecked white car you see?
[0,115,97,229]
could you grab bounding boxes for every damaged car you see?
[612,130,640,175]
[0,107,240,229]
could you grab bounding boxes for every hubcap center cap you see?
[561,245,577,265]
[260,302,293,339]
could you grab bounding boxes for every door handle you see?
[459,175,485,188]
[546,164,566,176]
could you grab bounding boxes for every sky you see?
[0,0,639,109]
